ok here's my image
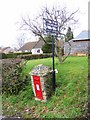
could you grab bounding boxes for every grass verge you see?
[2,56,88,118]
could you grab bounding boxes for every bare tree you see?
[16,33,26,49]
[20,5,79,63]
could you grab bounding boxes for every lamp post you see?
[43,18,58,91]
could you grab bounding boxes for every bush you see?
[1,53,17,59]
[20,53,52,60]
[1,52,32,59]
[2,58,30,95]
[1,52,52,60]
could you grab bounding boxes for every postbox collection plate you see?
[33,76,43,100]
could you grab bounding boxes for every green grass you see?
[2,56,88,118]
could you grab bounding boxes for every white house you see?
[18,40,45,54]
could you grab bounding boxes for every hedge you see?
[1,53,52,60]
[2,58,30,95]
[1,52,32,59]
[19,53,52,60]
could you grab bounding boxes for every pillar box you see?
[30,64,53,102]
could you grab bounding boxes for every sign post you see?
[43,18,58,91]
[52,35,56,91]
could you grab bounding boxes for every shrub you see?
[1,53,17,59]
[20,53,52,60]
[1,52,52,60]
[2,58,30,95]
[1,52,32,59]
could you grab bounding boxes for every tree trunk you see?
[55,40,71,63]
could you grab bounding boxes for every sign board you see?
[43,18,58,35]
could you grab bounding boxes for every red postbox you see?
[30,64,53,102]
[33,76,43,100]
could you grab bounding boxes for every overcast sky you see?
[0,0,89,48]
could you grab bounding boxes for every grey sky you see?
[0,0,89,47]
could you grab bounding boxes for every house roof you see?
[72,30,90,41]
[34,40,45,48]
[19,40,45,51]
[19,41,37,51]
[2,47,12,51]
[0,47,14,53]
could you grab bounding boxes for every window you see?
[37,49,40,53]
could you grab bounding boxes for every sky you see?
[0,0,89,48]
